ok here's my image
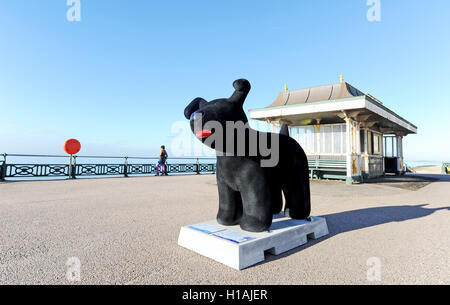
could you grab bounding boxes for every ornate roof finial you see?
[340,75,344,83]
[284,84,288,92]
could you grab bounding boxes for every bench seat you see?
[308,159,346,180]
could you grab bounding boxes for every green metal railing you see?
[0,153,216,180]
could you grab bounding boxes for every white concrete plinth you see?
[177,213,329,270]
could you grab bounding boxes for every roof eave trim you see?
[248,96,417,134]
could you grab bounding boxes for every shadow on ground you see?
[362,174,442,190]
[260,204,449,266]
[407,173,450,182]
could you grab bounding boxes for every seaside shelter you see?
[249,79,417,184]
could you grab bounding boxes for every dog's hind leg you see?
[283,165,311,219]
[270,185,283,215]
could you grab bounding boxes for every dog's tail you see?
[280,124,290,137]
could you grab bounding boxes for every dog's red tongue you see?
[196,129,213,139]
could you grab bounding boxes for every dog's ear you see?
[229,79,251,106]
[184,97,207,119]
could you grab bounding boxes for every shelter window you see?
[384,135,397,157]
[296,123,346,155]
[369,132,382,155]
[360,130,366,154]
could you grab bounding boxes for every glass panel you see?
[289,127,297,139]
[298,127,305,149]
[392,137,397,157]
[305,126,314,154]
[385,136,392,157]
[344,126,347,153]
[373,135,380,154]
[360,130,365,154]
[333,125,342,154]
[324,126,332,153]
[319,126,324,153]
[384,136,397,157]
[313,126,318,154]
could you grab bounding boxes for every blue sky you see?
[1,0,449,161]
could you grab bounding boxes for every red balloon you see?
[64,139,81,155]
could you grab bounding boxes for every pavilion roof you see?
[249,82,417,135]
[267,82,367,108]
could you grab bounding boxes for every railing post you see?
[196,158,200,174]
[0,153,6,181]
[71,155,77,179]
[124,157,128,177]
[68,154,73,179]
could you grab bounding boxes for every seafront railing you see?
[0,153,216,180]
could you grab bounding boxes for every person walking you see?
[156,145,168,176]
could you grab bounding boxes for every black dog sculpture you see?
[184,79,311,232]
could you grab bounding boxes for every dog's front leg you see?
[216,179,243,226]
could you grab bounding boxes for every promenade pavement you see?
[0,174,449,284]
